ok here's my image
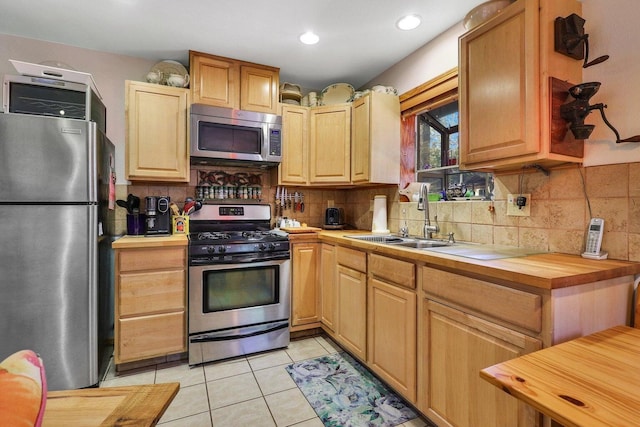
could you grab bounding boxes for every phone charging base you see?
[581,251,608,260]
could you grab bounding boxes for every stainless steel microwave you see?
[190,104,282,168]
[2,74,106,133]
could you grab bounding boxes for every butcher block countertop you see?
[43,382,179,426]
[316,230,640,290]
[480,326,640,427]
[112,234,188,249]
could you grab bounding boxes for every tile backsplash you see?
[117,162,640,262]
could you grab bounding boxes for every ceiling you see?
[0,0,486,90]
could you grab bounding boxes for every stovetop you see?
[191,230,287,244]
[187,203,289,265]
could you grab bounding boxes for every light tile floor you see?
[101,335,431,427]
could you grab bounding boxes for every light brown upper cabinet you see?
[351,92,400,184]
[125,81,190,182]
[190,50,279,114]
[459,0,583,172]
[309,103,352,184]
[279,104,309,185]
[279,91,401,186]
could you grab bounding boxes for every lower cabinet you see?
[320,243,337,331]
[421,300,542,427]
[291,241,321,329]
[335,246,367,361]
[114,245,187,365]
[368,277,417,403]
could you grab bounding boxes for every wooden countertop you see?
[316,231,640,290]
[43,382,179,426]
[112,234,188,249]
[480,326,640,427]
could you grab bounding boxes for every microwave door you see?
[196,120,264,162]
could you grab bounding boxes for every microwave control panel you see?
[269,128,282,156]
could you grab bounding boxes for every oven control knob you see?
[217,246,226,254]
[206,246,216,254]
[257,243,267,251]
[268,243,277,251]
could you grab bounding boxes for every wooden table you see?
[480,326,640,427]
[43,382,179,426]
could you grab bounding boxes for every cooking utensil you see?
[281,188,286,212]
[275,186,281,217]
[182,201,196,215]
[116,199,131,213]
[300,194,305,213]
[130,195,140,212]
[170,203,180,216]
[293,192,298,212]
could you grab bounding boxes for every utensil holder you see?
[172,215,189,234]
[126,213,146,235]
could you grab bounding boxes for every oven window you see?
[202,265,279,312]
[198,122,262,154]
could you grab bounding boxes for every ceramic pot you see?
[166,73,190,88]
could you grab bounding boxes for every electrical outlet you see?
[507,193,531,217]
[327,200,334,208]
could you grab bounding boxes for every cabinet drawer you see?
[337,246,366,272]
[118,247,186,272]
[117,312,186,362]
[118,270,185,317]
[369,253,415,289]
[422,266,541,333]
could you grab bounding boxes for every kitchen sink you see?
[345,234,454,248]
[345,235,406,244]
[345,234,544,259]
[391,239,452,248]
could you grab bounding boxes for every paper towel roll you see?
[372,195,389,234]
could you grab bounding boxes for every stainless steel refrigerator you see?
[0,112,115,390]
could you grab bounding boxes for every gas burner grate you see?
[195,232,231,241]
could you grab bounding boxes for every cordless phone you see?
[581,218,608,259]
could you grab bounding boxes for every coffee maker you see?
[145,196,171,235]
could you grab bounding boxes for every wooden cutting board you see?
[280,226,322,233]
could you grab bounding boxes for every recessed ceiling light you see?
[396,14,421,31]
[299,31,320,45]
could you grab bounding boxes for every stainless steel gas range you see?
[187,203,291,365]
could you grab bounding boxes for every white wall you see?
[361,22,465,94]
[581,0,640,166]
[0,34,158,184]
[366,0,640,167]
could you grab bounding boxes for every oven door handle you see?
[190,320,289,343]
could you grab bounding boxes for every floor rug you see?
[286,352,418,427]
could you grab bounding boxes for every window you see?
[416,99,493,199]
[400,68,493,200]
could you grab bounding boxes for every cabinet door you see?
[240,65,279,114]
[351,95,371,183]
[190,52,239,109]
[320,244,336,331]
[309,104,351,184]
[125,81,190,182]
[422,300,541,427]
[291,243,320,327]
[351,92,400,184]
[336,264,367,360]
[459,0,539,167]
[368,278,417,403]
[279,105,309,185]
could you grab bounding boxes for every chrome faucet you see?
[417,183,439,239]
